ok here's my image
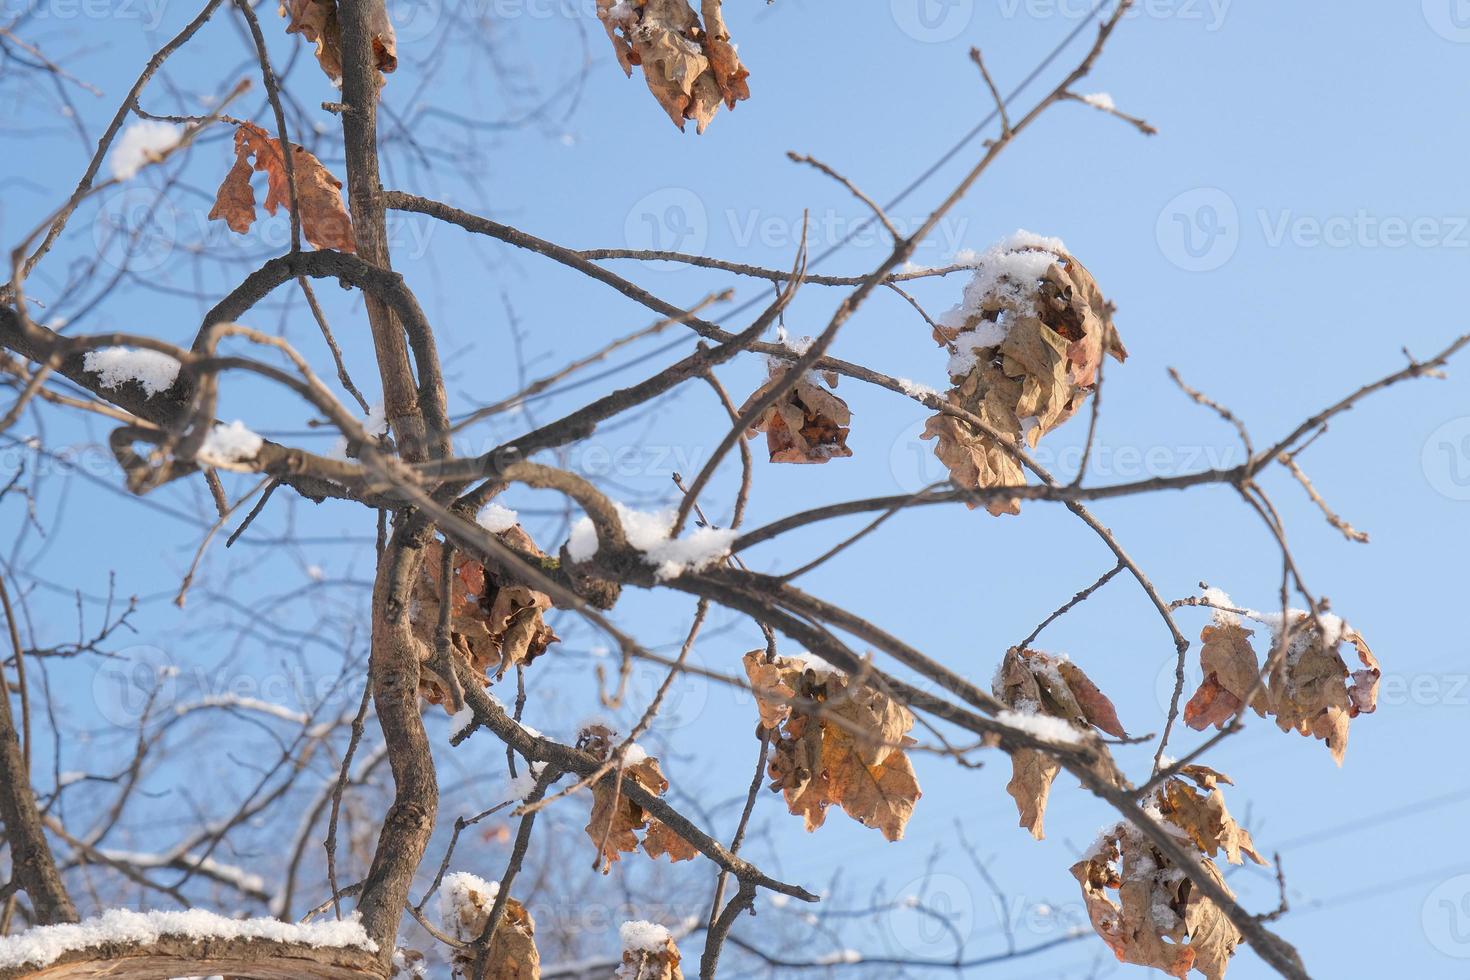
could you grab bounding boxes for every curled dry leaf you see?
[922,234,1125,515]
[992,647,1127,839]
[411,532,559,707]
[595,0,750,133]
[207,122,356,252]
[742,651,920,841]
[579,726,696,871]
[442,877,540,979]
[1183,619,1272,730]
[617,933,684,980]
[1183,603,1380,765]
[739,361,853,464]
[280,0,396,86]
[1072,768,1267,979]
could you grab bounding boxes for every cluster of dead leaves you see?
[992,647,1127,839]
[596,0,750,133]
[439,876,540,980]
[279,0,396,87]
[578,725,699,872]
[616,933,685,980]
[412,532,559,707]
[1184,610,1380,765]
[1072,766,1264,980]
[743,650,920,841]
[738,359,853,464]
[207,122,356,252]
[923,245,1126,515]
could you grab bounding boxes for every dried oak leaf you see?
[922,237,1125,516]
[1072,825,1241,980]
[743,651,920,841]
[618,932,685,980]
[207,122,356,252]
[1182,602,1380,766]
[1153,767,1265,868]
[442,877,540,980]
[992,647,1127,839]
[412,531,559,708]
[579,727,695,871]
[280,0,396,86]
[595,0,749,133]
[1184,619,1271,731]
[1266,617,1379,766]
[739,361,853,464]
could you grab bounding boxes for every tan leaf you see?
[991,648,1126,838]
[618,931,685,980]
[1071,825,1242,979]
[579,729,692,871]
[641,819,699,863]
[821,725,920,841]
[742,649,796,731]
[441,877,540,980]
[1157,775,1264,867]
[596,0,749,133]
[1005,748,1060,840]
[1184,621,1269,731]
[924,241,1123,516]
[753,654,920,839]
[207,152,256,234]
[411,533,559,707]
[207,122,356,253]
[280,0,395,86]
[741,362,853,464]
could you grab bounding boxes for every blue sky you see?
[4,1,1470,977]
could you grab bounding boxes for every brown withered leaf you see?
[442,877,540,980]
[740,361,853,464]
[1154,769,1264,868]
[992,648,1127,839]
[1185,619,1270,731]
[700,0,749,106]
[618,932,685,980]
[1005,749,1060,840]
[641,819,699,863]
[412,531,559,708]
[280,0,396,86]
[595,0,749,133]
[742,650,796,731]
[1072,825,1242,980]
[578,728,696,871]
[923,241,1124,516]
[744,651,920,840]
[207,122,355,252]
[1183,602,1380,765]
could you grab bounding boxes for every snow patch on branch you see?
[82,347,181,397]
[110,120,183,181]
[997,708,1084,745]
[475,502,519,533]
[0,908,375,971]
[618,919,671,952]
[197,421,263,467]
[567,503,735,581]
